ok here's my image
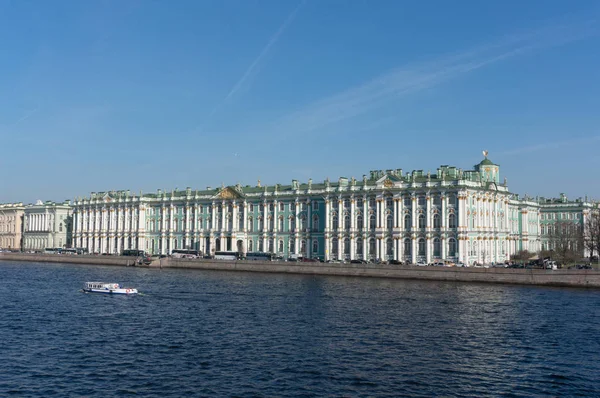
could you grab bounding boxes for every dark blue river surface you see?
[1,261,599,397]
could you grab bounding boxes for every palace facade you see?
[72,155,597,265]
[0,203,25,250]
[23,200,72,251]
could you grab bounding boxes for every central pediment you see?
[214,187,244,199]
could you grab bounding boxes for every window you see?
[248,240,253,252]
[344,199,350,208]
[418,213,426,229]
[418,238,426,256]
[332,238,338,255]
[369,215,376,229]
[259,239,264,252]
[344,238,350,254]
[404,214,411,229]
[312,201,319,210]
[418,196,426,206]
[449,239,457,257]
[268,239,274,253]
[312,239,318,254]
[448,213,457,228]
[369,198,376,207]
[290,216,296,231]
[250,204,254,212]
[369,239,376,257]
[433,214,440,229]
[356,238,363,255]
[357,215,363,230]
[357,198,363,207]
[269,203,274,212]
[386,198,393,207]
[404,239,411,256]
[404,196,411,206]
[290,240,295,253]
[248,217,253,232]
[279,202,285,211]
[279,217,284,232]
[312,215,319,230]
[433,238,441,257]
[332,215,338,231]
[344,215,350,229]
[386,215,393,229]
[59,223,63,232]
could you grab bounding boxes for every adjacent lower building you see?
[74,155,586,265]
[0,203,25,250]
[23,200,73,251]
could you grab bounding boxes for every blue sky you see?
[1,0,599,204]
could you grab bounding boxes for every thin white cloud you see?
[500,135,600,156]
[272,16,598,135]
[10,107,39,127]
[203,0,306,124]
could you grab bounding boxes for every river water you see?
[1,260,599,397]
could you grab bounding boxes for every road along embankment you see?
[0,253,141,267]
[2,253,598,288]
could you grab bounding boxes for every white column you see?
[350,198,355,231]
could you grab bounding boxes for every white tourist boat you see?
[83,282,138,295]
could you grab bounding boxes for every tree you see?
[511,250,533,263]
[583,210,600,263]
[546,221,583,265]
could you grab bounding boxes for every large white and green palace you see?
[71,155,599,265]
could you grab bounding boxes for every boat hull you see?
[83,288,138,294]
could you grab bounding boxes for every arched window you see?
[259,217,264,231]
[448,213,457,228]
[433,238,441,257]
[259,239,264,252]
[290,216,296,231]
[268,216,274,231]
[501,240,505,255]
[278,240,284,253]
[433,214,440,229]
[357,215,363,230]
[344,238,350,254]
[418,238,426,256]
[369,215,376,229]
[300,215,306,231]
[356,238,363,255]
[404,214,411,229]
[248,217,253,232]
[418,213,426,229]
[332,238,338,255]
[344,215,350,229]
[290,240,295,253]
[386,215,393,229]
[369,238,376,257]
[404,239,411,256]
[332,215,338,231]
[312,239,318,254]
[268,239,274,253]
[449,238,457,257]
[238,215,243,230]
[312,215,319,231]
[386,239,393,256]
[279,216,284,232]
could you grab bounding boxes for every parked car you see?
[432,261,445,267]
[416,260,427,266]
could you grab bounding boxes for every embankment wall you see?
[2,253,600,288]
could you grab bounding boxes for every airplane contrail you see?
[200,0,306,127]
